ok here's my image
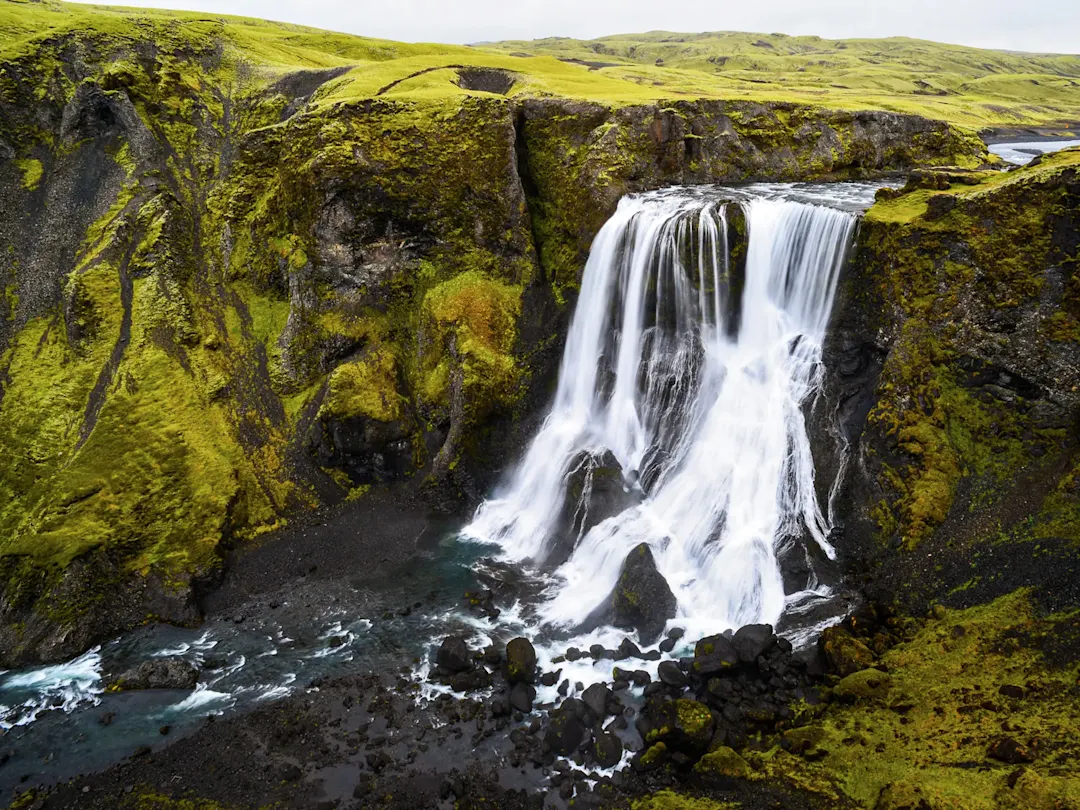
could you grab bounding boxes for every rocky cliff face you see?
[0,19,990,665]
[818,151,1080,614]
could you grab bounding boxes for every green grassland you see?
[3,1,1080,125]
[483,31,1080,129]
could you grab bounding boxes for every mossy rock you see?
[821,626,877,676]
[694,745,753,780]
[832,668,894,703]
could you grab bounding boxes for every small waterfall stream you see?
[465,185,860,641]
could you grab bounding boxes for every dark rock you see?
[731,624,777,663]
[589,644,605,660]
[592,731,623,768]
[998,684,1024,699]
[98,712,115,726]
[280,763,302,782]
[509,682,536,714]
[691,635,739,677]
[617,638,643,660]
[540,670,560,688]
[987,736,1034,764]
[668,628,685,640]
[561,450,641,543]
[558,679,570,696]
[657,660,688,689]
[114,658,198,691]
[611,543,677,644]
[505,637,537,684]
[630,742,669,772]
[436,635,473,674]
[659,638,676,653]
[582,683,612,720]
[545,708,587,755]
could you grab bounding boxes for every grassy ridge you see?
[482,31,1080,129]
[3,1,1080,124]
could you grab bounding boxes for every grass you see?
[3,2,1080,124]
[746,591,1080,809]
[483,31,1080,128]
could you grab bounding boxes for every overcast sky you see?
[76,0,1080,54]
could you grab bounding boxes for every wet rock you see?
[505,637,537,684]
[691,634,739,677]
[436,635,473,674]
[820,626,876,676]
[114,658,198,691]
[545,705,587,755]
[617,638,643,660]
[582,683,612,720]
[280,763,302,782]
[657,660,688,689]
[540,670,560,688]
[592,731,623,769]
[731,624,777,663]
[561,450,640,541]
[987,736,1034,764]
[630,742,669,772]
[659,638,677,653]
[611,543,677,644]
[509,682,536,713]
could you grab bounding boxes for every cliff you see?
[0,1,993,666]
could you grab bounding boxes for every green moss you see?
[860,151,1080,548]
[420,270,523,412]
[746,591,1080,809]
[631,791,740,810]
[319,347,403,423]
[676,699,714,738]
[13,157,42,190]
[695,746,754,780]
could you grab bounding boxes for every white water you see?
[465,186,859,640]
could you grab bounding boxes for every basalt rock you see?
[611,543,677,644]
[113,658,199,691]
[505,637,537,684]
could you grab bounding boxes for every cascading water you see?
[464,186,859,641]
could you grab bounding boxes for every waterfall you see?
[464,186,859,640]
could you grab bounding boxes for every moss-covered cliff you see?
[820,149,1080,604]
[0,0,992,666]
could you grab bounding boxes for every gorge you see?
[1,3,1079,809]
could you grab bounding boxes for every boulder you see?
[436,635,473,674]
[561,451,641,541]
[611,543,677,644]
[646,697,714,753]
[509,682,536,713]
[114,658,198,691]
[820,626,876,676]
[694,745,752,779]
[545,704,587,755]
[582,683,612,720]
[657,660,688,689]
[691,634,739,677]
[592,730,623,769]
[505,637,537,684]
[987,736,1034,764]
[832,668,893,703]
[731,624,777,663]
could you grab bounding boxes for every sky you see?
[71,0,1080,54]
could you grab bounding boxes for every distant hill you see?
[481,31,1080,131]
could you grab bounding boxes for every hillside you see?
[482,31,1080,130]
